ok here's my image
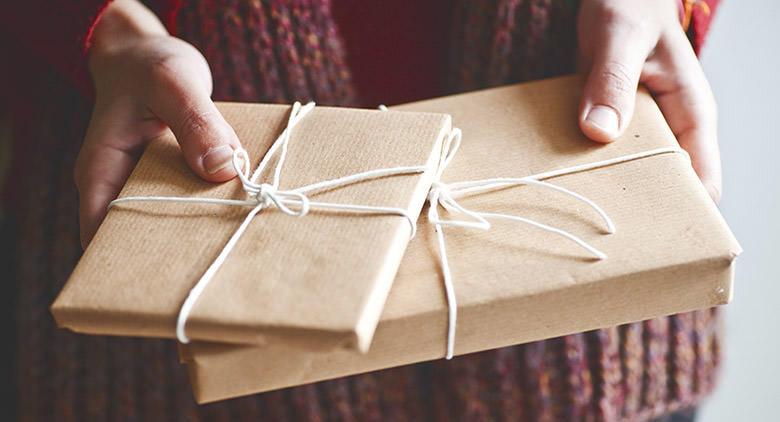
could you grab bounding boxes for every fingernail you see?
[704,182,722,203]
[586,105,619,136]
[203,145,235,175]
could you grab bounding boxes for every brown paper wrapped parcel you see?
[180,76,741,404]
[52,103,454,352]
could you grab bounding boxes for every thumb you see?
[580,25,654,143]
[148,64,241,182]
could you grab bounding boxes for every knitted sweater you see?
[1,1,722,420]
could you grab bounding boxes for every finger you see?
[644,29,721,201]
[75,119,143,248]
[580,14,656,143]
[676,125,721,202]
[146,54,241,182]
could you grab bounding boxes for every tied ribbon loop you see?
[429,141,687,360]
[109,101,434,343]
[233,147,311,216]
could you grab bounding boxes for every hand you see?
[76,0,241,248]
[577,0,721,201]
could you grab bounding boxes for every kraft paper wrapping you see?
[52,103,453,352]
[181,76,741,404]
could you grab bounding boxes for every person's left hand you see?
[578,0,721,201]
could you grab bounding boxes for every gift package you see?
[52,75,741,404]
[52,102,453,352]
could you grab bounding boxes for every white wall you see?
[699,1,780,420]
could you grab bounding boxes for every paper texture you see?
[52,103,452,352]
[182,76,742,403]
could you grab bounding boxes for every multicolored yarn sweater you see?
[1,0,722,420]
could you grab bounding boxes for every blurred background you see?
[698,1,780,420]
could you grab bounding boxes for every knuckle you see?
[600,61,635,95]
[177,107,217,142]
[147,54,188,90]
[145,43,212,94]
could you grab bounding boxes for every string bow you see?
[428,133,684,359]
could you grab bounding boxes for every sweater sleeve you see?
[0,0,182,96]
[680,0,721,55]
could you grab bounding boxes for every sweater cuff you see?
[80,0,182,95]
[678,0,721,55]
[79,2,114,95]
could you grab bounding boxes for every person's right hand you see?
[75,0,241,248]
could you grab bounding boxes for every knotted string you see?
[109,101,433,343]
[428,143,687,359]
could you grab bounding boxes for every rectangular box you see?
[52,103,453,352]
[181,76,741,403]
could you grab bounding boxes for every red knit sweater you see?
[0,0,718,105]
[1,1,724,421]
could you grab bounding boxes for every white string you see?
[108,101,433,343]
[429,145,687,359]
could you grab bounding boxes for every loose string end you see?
[426,145,690,362]
[176,315,190,344]
[434,223,458,360]
[604,219,617,235]
[591,248,608,261]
